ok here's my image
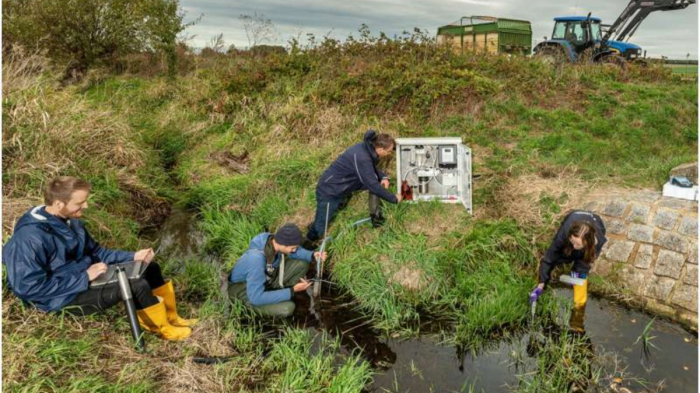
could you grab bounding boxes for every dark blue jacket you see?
[539,210,607,285]
[316,130,398,203]
[2,206,134,311]
[229,233,313,306]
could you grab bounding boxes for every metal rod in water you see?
[314,202,331,297]
[116,266,145,351]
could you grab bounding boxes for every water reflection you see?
[292,285,398,369]
[570,304,586,334]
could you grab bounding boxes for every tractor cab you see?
[551,16,602,52]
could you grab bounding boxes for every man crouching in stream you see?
[227,223,327,317]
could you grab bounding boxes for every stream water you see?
[289,284,697,393]
[153,209,698,392]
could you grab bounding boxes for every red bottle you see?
[401,181,413,201]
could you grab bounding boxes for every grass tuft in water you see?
[634,317,659,359]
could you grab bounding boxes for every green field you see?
[666,63,698,74]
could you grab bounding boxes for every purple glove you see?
[529,287,543,304]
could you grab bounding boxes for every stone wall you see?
[582,189,698,329]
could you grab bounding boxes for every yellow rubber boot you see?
[573,279,588,308]
[137,299,191,341]
[152,280,198,327]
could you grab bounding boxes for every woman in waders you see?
[529,210,607,330]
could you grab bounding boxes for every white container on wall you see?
[395,137,472,213]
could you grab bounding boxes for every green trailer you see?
[437,16,532,56]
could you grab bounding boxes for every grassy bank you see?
[2,33,697,392]
[2,48,373,392]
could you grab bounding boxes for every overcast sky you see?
[180,0,698,59]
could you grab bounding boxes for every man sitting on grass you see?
[228,223,326,317]
[3,176,196,341]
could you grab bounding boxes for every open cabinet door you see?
[458,144,473,213]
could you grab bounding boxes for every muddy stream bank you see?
[151,209,698,392]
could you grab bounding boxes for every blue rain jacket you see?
[229,232,313,306]
[316,130,397,203]
[2,206,134,311]
[539,210,607,285]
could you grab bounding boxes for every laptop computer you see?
[89,261,148,287]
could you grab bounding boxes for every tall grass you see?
[331,203,550,348]
[2,47,172,244]
[516,327,600,392]
[262,328,373,392]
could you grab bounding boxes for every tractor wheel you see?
[632,58,649,67]
[578,48,595,64]
[599,54,627,70]
[535,46,567,67]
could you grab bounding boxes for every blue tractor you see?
[534,15,626,66]
[534,0,695,66]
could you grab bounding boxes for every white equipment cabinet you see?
[395,137,472,213]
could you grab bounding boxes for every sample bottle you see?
[559,274,586,286]
[401,180,413,200]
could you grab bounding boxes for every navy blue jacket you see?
[229,233,313,306]
[539,210,607,285]
[2,206,134,311]
[316,130,398,203]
